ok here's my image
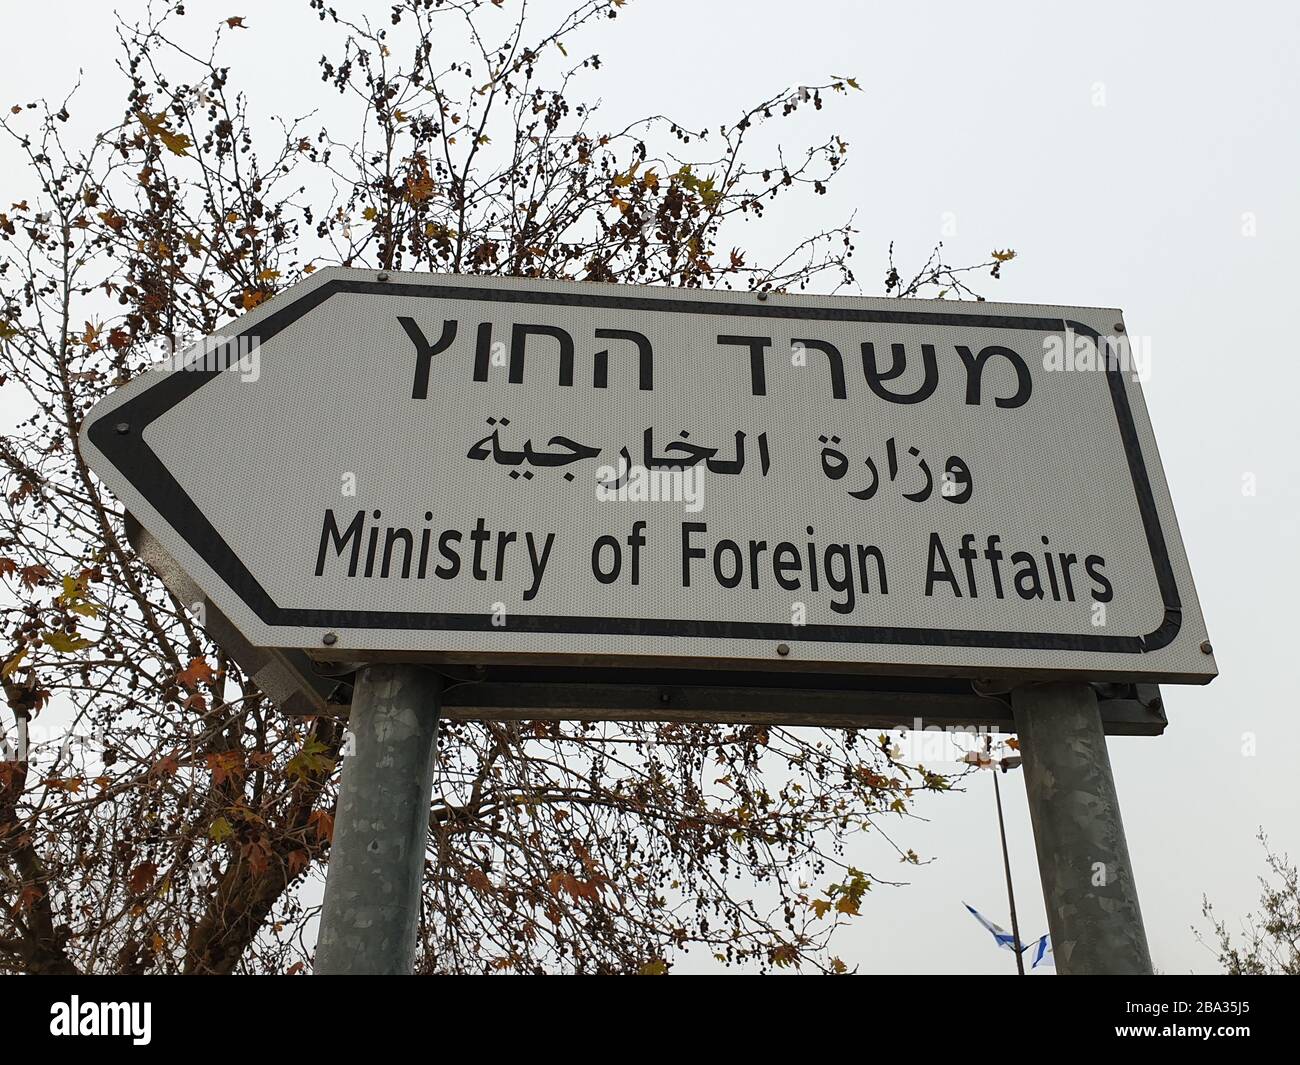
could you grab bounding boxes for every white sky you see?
[2,0,1296,974]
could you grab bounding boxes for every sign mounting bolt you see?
[1114,322,1125,333]
[114,422,131,435]
[776,643,790,656]
[1199,640,1212,654]
[377,272,390,282]
[322,632,338,646]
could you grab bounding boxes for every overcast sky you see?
[2,0,1296,974]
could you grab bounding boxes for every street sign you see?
[80,269,1215,683]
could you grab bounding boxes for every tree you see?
[0,0,1008,974]
[1199,831,1299,975]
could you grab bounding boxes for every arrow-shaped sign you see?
[80,268,1215,683]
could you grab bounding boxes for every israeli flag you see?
[1028,933,1054,969]
[963,903,1021,951]
[964,904,1055,970]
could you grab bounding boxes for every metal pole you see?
[1011,680,1152,975]
[315,664,442,975]
[991,764,1025,975]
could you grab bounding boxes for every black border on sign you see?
[87,279,1182,654]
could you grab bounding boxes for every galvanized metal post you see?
[1011,680,1153,975]
[314,664,441,975]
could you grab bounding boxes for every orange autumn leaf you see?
[465,868,493,893]
[205,750,245,785]
[548,871,600,902]
[152,753,181,778]
[128,861,158,894]
[18,564,51,589]
[135,111,192,157]
[404,157,435,204]
[177,656,214,691]
[307,808,334,844]
[242,839,271,877]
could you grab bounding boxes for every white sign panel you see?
[80,270,1215,683]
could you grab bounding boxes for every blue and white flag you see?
[963,903,1021,951]
[1027,932,1054,969]
[964,904,1054,969]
